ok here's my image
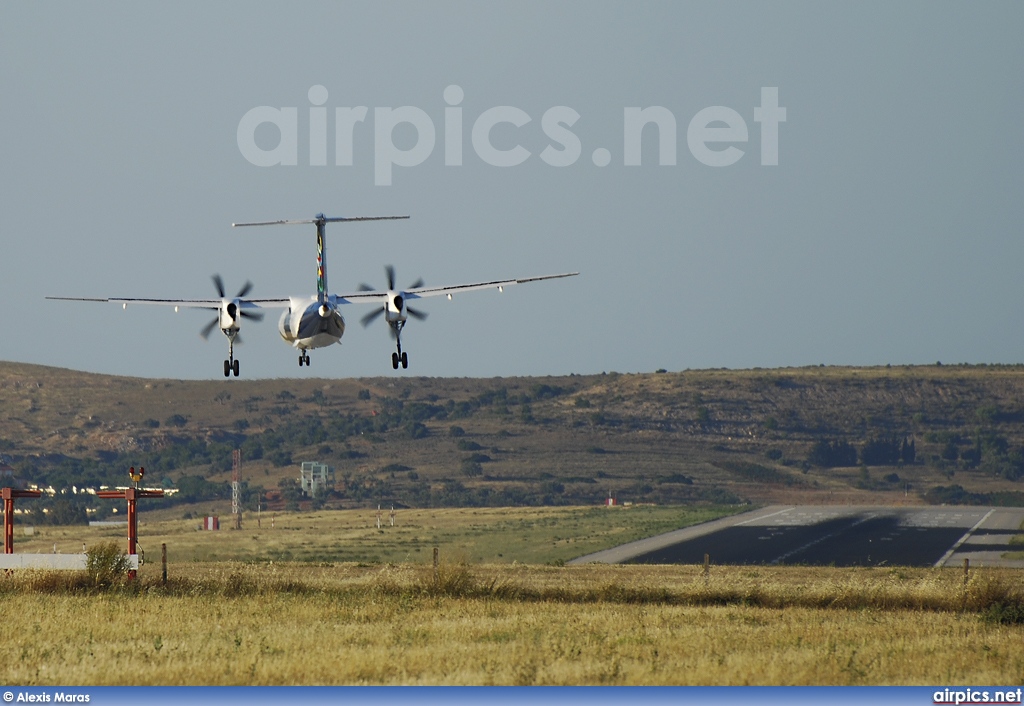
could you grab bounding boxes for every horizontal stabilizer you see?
[233,216,409,228]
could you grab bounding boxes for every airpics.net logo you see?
[237,85,786,186]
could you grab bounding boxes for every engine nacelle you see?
[220,300,241,332]
[386,291,406,322]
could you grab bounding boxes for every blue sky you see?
[2,2,1022,380]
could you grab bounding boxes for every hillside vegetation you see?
[3,361,1024,518]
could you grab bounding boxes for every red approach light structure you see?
[96,467,164,579]
[3,487,42,554]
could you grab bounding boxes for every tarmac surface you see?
[568,505,1024,567]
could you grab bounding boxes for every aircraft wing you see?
[46,296,293,309]
[334,272,579,303]
[47,296,220,309]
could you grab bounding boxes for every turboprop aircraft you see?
[47,213,577,377]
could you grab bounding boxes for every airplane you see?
[47,213,578,377]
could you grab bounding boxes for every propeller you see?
[200,274,264,339]
[359,265,428,328]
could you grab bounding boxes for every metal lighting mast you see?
[232,449,241,530]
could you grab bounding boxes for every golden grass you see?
[0,562,1021,685]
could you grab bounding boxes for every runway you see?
[568,505,1024,567]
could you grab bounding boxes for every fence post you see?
[703,553,710,583]
[963,557,969,587]
[433,546,439,585]
[162,543,167,585]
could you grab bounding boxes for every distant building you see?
[299,461,335,497]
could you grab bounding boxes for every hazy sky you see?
[2,2,1022,380]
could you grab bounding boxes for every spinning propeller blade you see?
[361,307,386,327]
[200,317,219,340]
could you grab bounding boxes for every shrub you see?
[86,541,131,587]
[861,436,902,466]
[165,414,188,428]
[460,459,483,477]
[808,439,857,467]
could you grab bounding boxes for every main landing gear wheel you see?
[223,337,240,377]
[390,321,409,370]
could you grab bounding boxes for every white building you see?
[299,461,334,497]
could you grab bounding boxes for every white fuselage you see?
[277,296,346,351]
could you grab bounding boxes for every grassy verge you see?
[12,505,745,565]
[0,563,1022,685]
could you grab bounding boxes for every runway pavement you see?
[568,505,1024,567]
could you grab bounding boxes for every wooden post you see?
[433,546,439,585]
[963,557,970,586]
[3,492,13,555]
[703,553,710,582]
[161,543,167,585]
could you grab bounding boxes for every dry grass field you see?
[1,507,1022,686]
[4,362,1024,685]
[0,562,1022,685]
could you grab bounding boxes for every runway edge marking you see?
[567,505,791,565]
[934,508,995,568]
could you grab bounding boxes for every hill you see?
[3,361,1024,516]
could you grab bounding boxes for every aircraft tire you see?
[224,360,231,377]
[401,352,408,369]
[233,359,240,377]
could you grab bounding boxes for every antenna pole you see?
[232,449,241,530]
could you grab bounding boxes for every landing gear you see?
[298,351,311,367]
[223,337,239,377]
[391,322,409,369]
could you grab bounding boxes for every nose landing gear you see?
[298,351,311,367]
[391,321,409,369]
[223,335,240,377]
